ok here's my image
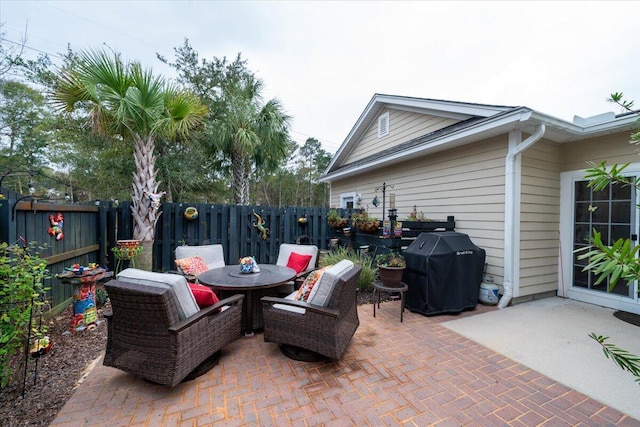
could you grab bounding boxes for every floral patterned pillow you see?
[175,255,209,277]
[294,266,331,302]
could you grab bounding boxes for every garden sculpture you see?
[143,190,166,211]
[252,212,269,240]
[47,212,64,240]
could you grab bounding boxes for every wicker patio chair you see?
[174,244,226,282]
[261,263,361,361]
[274,243,319,294]
[103,275,243,386]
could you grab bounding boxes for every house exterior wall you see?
[329,122,638,306]
[519,138,562,299]
[344,108,459,164]
[560,132,636,171]
[330,136,508,284]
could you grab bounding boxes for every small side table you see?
[373,281,408,322]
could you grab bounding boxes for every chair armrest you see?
[261,296,339,318]
[169,294,244,333]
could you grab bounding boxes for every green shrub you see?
[0,242,49,388]
[319,246,377,292]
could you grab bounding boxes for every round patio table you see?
[198,264,296,336]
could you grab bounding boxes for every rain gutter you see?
[498,124,546,309]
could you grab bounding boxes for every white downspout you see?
[498,124,546,309]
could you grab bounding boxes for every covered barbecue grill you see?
[403,231,485,315]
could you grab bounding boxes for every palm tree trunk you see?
[130,133,161,271]
[232,150,249,205]
[242,161,251,205]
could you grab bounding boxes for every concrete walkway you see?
[51,299,639,426]
[443,296,640,420]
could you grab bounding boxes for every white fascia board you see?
[528,111,639,141]
[375,94,513,117]
[320,109,532,182]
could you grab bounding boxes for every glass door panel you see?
[572,179,635,297]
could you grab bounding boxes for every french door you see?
[561,167,639,313]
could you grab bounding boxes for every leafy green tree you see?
[162,41,291,205]
[52,49,207,270]
[298,137,332,207]
[577,92,640,384]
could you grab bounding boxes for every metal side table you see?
[373,281,408,322]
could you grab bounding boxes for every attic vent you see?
[378,112,389,138]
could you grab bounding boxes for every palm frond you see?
[589,333,640,384]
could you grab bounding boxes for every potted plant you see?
[327,209,348,229]
[376,251,406,287]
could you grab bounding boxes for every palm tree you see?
[211,75,290,205]
[52,49,207,270]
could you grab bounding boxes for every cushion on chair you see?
[276,244,318,273]
[175,255,209,277]
[188,283,220,308]
[175,244,225,270]
[294,266,330,302]
[117,268,200,320]
[286,252,313,274]
[307,260,354,307]
[273,290,307,314]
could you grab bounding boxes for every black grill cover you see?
[403,231,485,315]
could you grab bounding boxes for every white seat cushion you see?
[307,260,354,307]
[117,268,200,320]
[273,290,307,314]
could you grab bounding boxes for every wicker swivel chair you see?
[261,264,361,360]
[103,272,243,386]
[274,243,319,294]
[174,244,226,282]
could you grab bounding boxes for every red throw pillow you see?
[188,283,220,308]
[287,252,313,274]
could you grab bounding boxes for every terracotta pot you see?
[378,265,405,287]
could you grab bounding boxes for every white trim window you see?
[378,112,389,138]
[340,192,357,209]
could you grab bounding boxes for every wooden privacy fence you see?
[0,193,107,311]
[0,192,350,312]
[151,203,343,271]
[1,191,455,314]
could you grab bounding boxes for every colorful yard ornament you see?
[143,190,166,211]
[252,212,269,240]
[47,213,64,240]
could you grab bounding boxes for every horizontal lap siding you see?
[331,136,507,283]
[519,139,561,298]
[561,132,637,171]
[344,109,459,163]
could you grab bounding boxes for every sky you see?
[1,0,639,154]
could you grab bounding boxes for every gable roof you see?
[320,94,639,182]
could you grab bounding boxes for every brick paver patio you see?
[51,301,638,426]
